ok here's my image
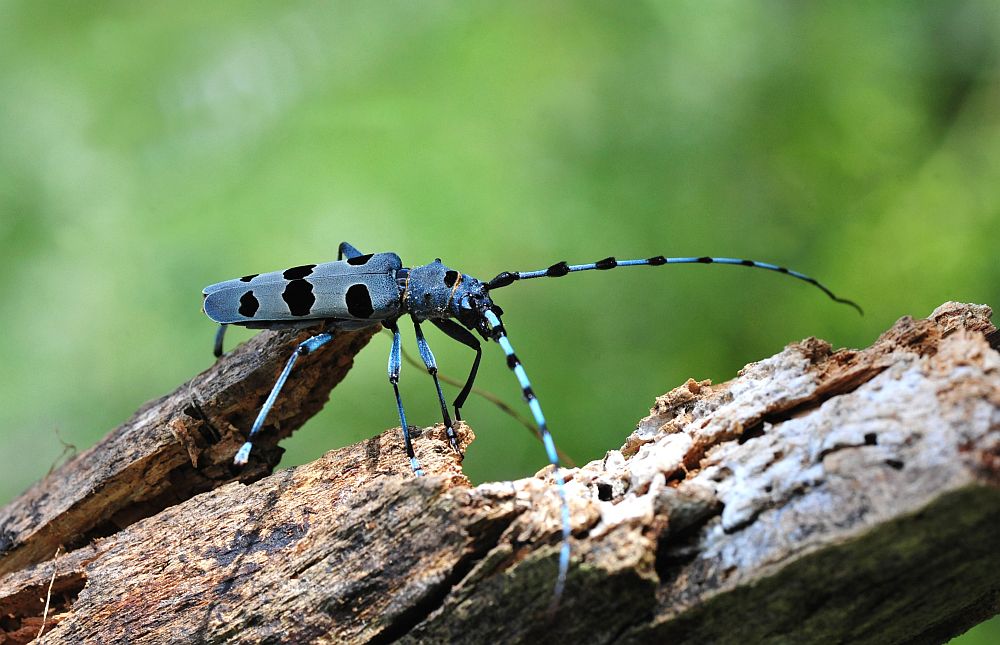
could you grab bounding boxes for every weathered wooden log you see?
[1,303,997,644]
[0,324,379,578]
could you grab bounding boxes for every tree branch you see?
[1,303,998,644]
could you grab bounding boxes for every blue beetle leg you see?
[213,324,228,358]
[385,319,424,476]
[430,319,482,422]
[412,319,462,457]
[233,332,334,466]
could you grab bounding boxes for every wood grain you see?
[1,303,997,644]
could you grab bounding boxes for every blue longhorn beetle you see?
[202,241,861,608]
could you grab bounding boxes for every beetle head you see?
[453,276,503,338]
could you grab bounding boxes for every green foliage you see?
[1,2,997,638]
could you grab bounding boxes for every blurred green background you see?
[1,2,997,640]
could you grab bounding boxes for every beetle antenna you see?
[487,255,863,315]
[483,309,571,614]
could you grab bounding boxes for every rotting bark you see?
[0,324,378,578]
[1,302,998,644]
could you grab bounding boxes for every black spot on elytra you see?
[238,291,260,317]
[444,270,459,287]
[283,264,316,280]
[647,256,667,265]
[240,274,258,282]
[346,283,374,318]
[282,280,315,316]
[546,261,570,277]
[595,256,617,270]
[347,253,374,266]
[864,433,878,445]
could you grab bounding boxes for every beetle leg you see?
[385,319,424,476]
[413,319,462,458]
[234,332,334,466]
